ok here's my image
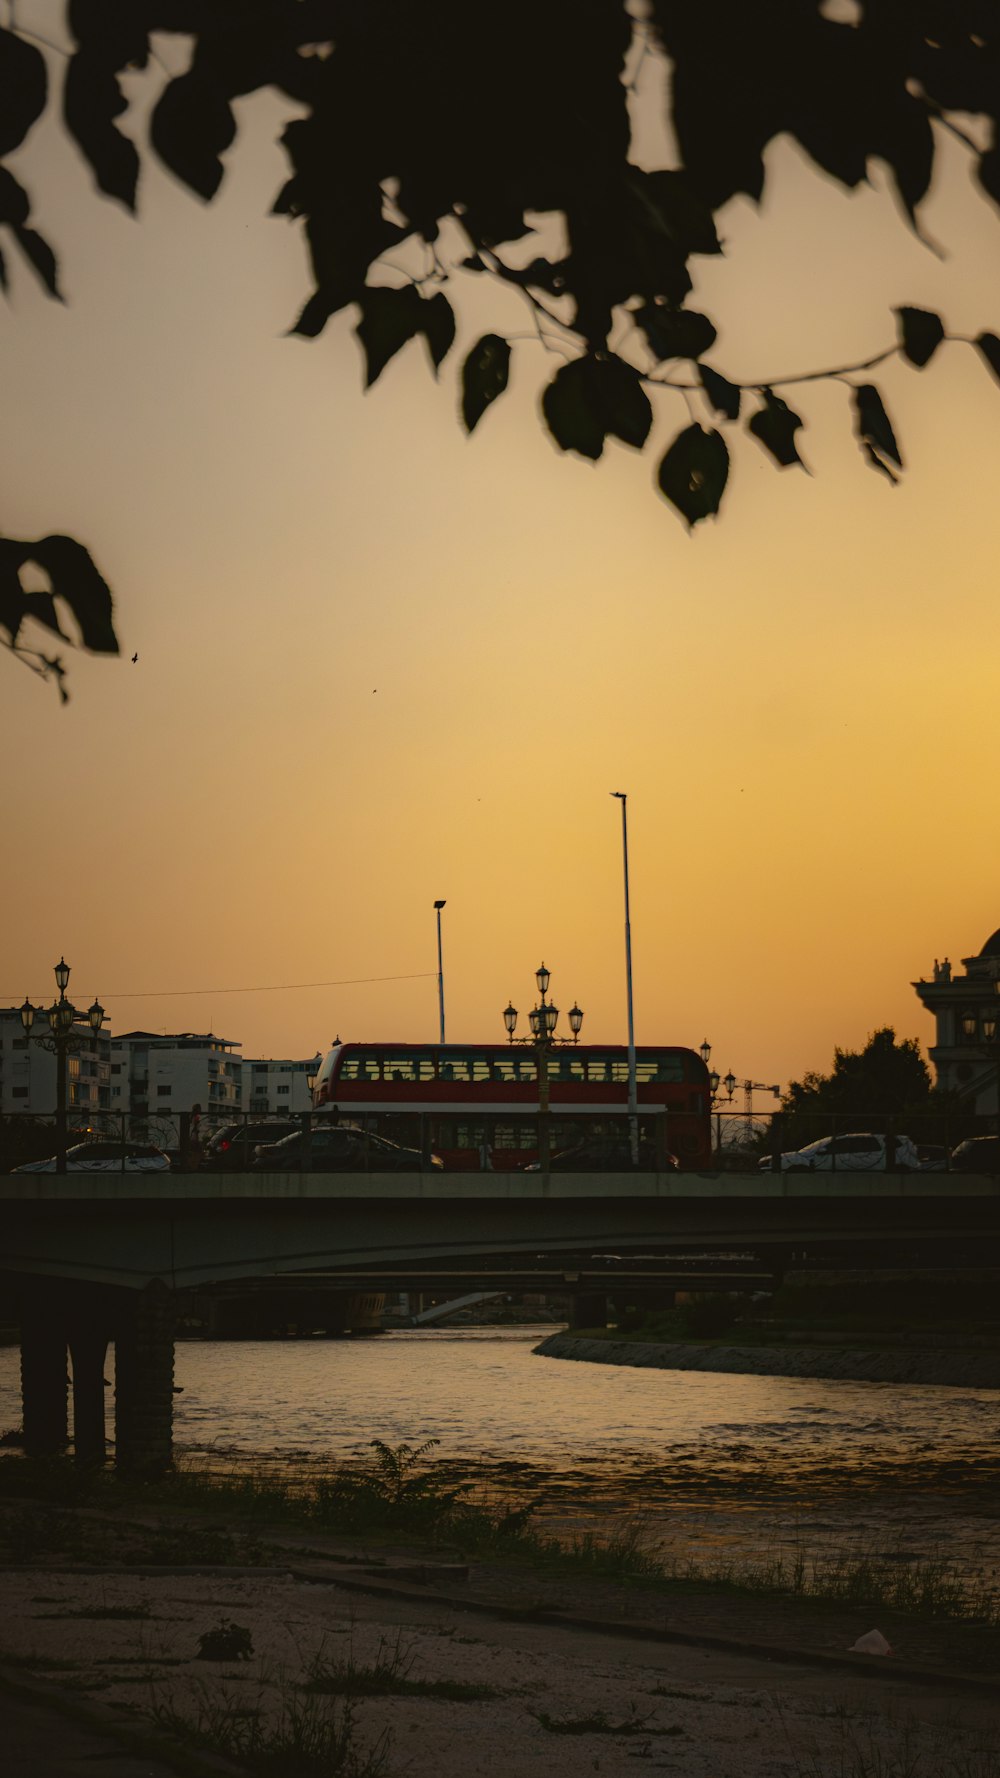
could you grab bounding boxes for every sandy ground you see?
[2,1563,998,1778]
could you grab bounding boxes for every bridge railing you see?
[0,1105,993,1176]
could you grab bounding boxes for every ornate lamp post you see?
[502,964,583,1172]
[20,959,104,1175]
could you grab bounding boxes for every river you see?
[3,1329,1000,1586]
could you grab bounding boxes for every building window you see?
[12,1086,28,1099]
[12,1038,27,1050]
[112,1063,121,1074]
[157,1086,171,1097]
[277,1085,290,1094]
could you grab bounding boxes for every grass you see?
[531,1705,681,1737]
[151,1679,391,1778]
[3,1440,999,1645]
[301,1631,508,1702]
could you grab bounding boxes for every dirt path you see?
[2,1556,998,1777]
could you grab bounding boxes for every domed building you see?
[913,930,1000,1115]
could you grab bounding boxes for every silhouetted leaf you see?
[64,51,139,209]
[421,291,455,371]
[975,332,1000,385]
[978,145,1000,212]
[635,303,716,361]
[699,364,741,420]
[21,590,68,638]
[657,424,729,527]
[461,334,511,433]
[27,536,118,652]
[895,306,945,368]
[0,165,30,226]
[0,540,26,641]
[11,225,60,298]
[748,388,804,468]
[0,28,47,156]
[151,69,235,200]
[853,383,903,476]
[542,359,605,461]
[591,356,652,450]
[356,285,424,386]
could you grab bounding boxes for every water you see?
[3,1329,1000,1580]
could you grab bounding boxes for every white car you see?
[13,1140,171,1175]
[758,1132,921,1173]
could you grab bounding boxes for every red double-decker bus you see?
[311,1041,711,1169]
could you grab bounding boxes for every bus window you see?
[415,1057,436,1081]
[470,1056,493,1082]
[511,1057,537,1083]
[439,1056,471,1082]
[339,1057,361,1080]
[491,1123,520,1150]
[610,1061,629,1082]
[652,1054,684,1082]
[384,1057,416,1081]
[635,1060,659,1083]
[359,1058,382,1081]
[586,1057,611,1083]
[492,1055,521,1082]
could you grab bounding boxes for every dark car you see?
[523,1136,677,1172]
[950,1136,1000,1173]
[201,1120,301,1170]
[249,1125,443,1172]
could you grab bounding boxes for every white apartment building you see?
[0,1006,112,1118]
[110,1032,243,1125]
[241,1055,321,1115]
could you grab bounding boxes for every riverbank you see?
[533,1332,1000,1388]
[2,1485,1000,1778]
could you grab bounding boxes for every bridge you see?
[3,1167,999,1477]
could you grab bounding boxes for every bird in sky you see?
[131,653,138,663]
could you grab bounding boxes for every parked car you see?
[758,1132,922,1173]
[915,1142,949,1172]
[13,1140,171,1175]
[522,1136,678,1172]
[249,1125,442,1172]
[201,1120,301,1170]
[950,1136,1000,1173]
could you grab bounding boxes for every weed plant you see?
[151,1678,390,1778]
[301,1631,506,1702]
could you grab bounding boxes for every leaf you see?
[26,536,118,653]
[657,424,730,527]
[634,302,716,361]
[356,284,424,386]
[0,165,30,226]
[590,355,652,450]
[853,383,903,476]
[699,363,741,420]
[151,69,235,200]
[974,332,1000,385]
[20,590,68,639]
[542,359,605,461]
[64,51,139,209]
[420,291,455,372]
[11,225,61,298]
[895,306,945,369]
[0,27,47,157]
[748,388,804,468]
[461,333,511,433]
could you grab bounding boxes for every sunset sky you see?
[4,19,1000,1091]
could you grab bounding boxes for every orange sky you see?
[4,31,1000,1088]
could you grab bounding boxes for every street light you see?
[610,792,639,1166]
[21,958,103,1174]
[502,965,583,1171]
[433,901,447,1044]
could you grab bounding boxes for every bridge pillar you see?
[20,1295,68,1457]
[114,1280,175,1477]
[67,1307,110,1469]
[569,1291,608,1329]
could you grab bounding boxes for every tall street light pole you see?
[611,792,639,1166]
[503,967,583,1174]
[21,958,104,1175]
[433,900,447,1044]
